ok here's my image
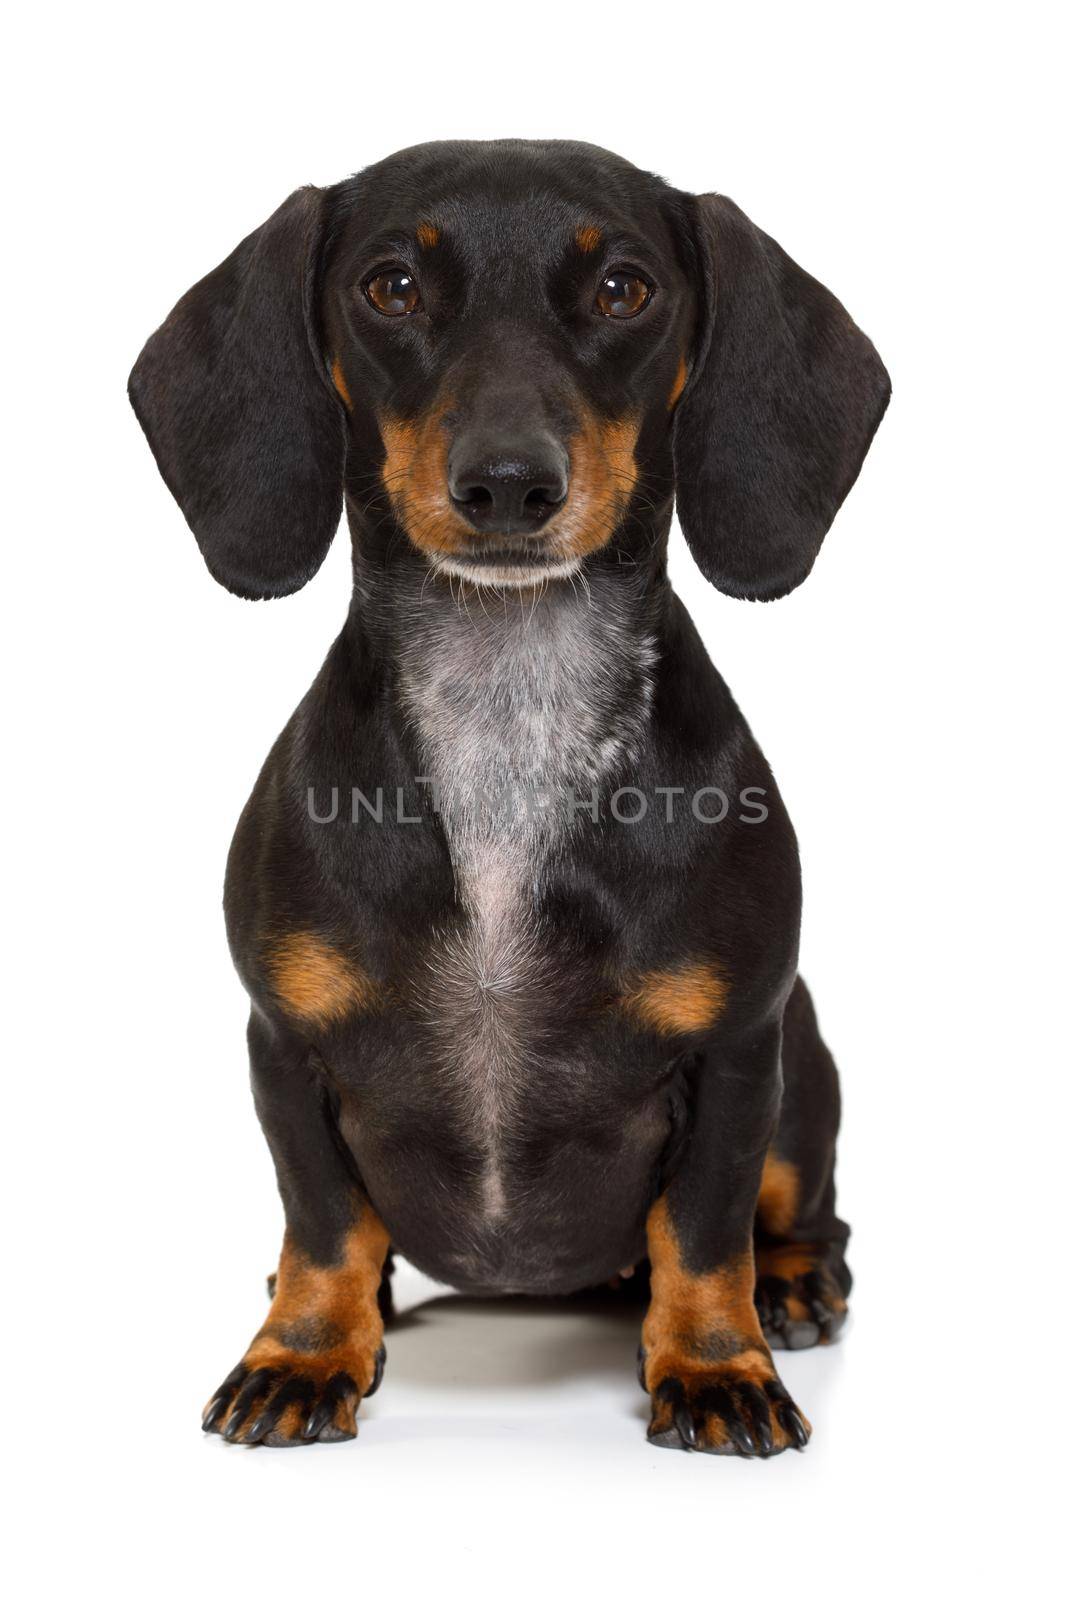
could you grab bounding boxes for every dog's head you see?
[130,140,889,603]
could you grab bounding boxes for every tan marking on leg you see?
[667,356,687,410]
[207,1207,392,1440]
[642,1196,769,1389]
[247,1208,391,1396]
[756,1152,801,1236]
[575,224,602,254]
[331,356,353,411]
[642,1197,809,1450]
[264,932,379,1026]
[416,222,440,249]
[620,960,729,1037]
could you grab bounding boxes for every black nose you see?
[448,439,569,535]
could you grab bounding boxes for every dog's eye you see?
[364,269,421,317]
[595,271,653,319]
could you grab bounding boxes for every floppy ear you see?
[672,194,890,600]
[128,187,345,599]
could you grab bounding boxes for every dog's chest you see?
[397,584,655,1218]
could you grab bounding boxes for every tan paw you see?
[201,1340,384,1447]
[641,1347,809,1457]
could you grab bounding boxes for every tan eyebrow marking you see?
[330,357,353,412]
[416,222,440,249]
[575,225,602,254]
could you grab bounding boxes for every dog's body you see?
[230,567,786,1300]
[131,141,889,1453]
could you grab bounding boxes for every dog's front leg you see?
[202,1013,390,1447]
[640,1018,810,1457]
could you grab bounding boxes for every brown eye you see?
[595,271,652,319]
[364,269,421,316]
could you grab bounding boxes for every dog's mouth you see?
[431,542,582,590]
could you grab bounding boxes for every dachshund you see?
[129,139,890,1454]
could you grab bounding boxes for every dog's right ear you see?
[129,187,345,599]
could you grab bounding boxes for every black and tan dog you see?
[130,140,889,1455]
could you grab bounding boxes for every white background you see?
[7,2,1062,1594]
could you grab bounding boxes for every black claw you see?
[202,1362,248,1432]
[244,1406,279,1444]
[698,1385,755,1457]
[201,1395,231,1433]
[779,1403,809,1448]
[303,1372,359,1440]
[244,1375,308,1445]
[728,1420,756,1456]
[636,1344,648,1393]
[675,1404,697,1449]
[222,1368,275,1441]
[248,1373,316,1445]
[736,1382,774,1458]
[365,1345,387,1398]
[223,1405,251,1441]
[745,1394,775,1456]
[654,1378,697,1449]
[647,1423,686,1450]
[303,1400,334,1440]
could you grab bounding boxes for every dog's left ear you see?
[672,194,891,600]
[129,186,344,600]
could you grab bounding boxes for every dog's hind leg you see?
[755,976,852,1350]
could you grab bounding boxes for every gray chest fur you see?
[396,575,656,1223]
